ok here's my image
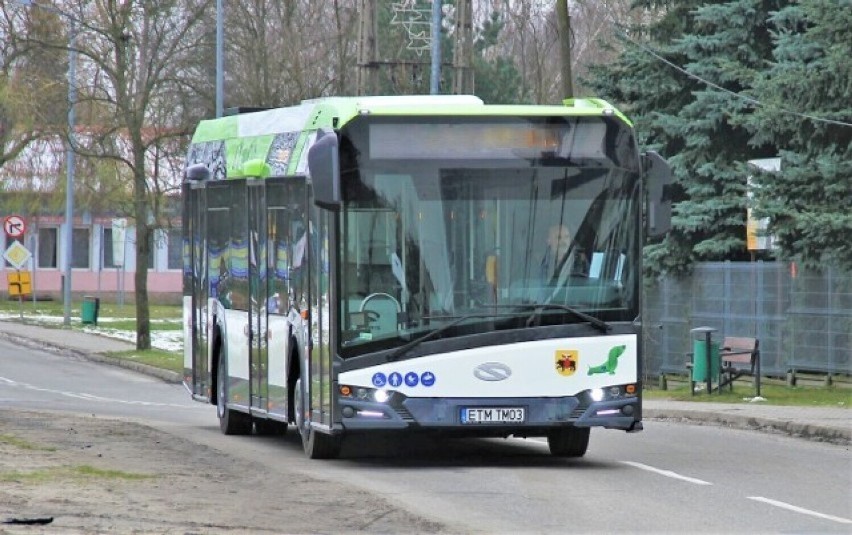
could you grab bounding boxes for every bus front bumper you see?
[338,392,641,433]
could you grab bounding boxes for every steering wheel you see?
[359,292,402,329]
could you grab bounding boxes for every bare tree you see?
[499,0,637,104]
[0,2,67,171]
[40,0,214,349]
[225,0,359,107]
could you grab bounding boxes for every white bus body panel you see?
[339,334,638,398]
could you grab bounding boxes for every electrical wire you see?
[614,29,852,128]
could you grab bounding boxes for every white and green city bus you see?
[183,95,671,459]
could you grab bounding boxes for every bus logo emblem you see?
[555,350,579,376]
[473,362,511,382]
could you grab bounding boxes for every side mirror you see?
[185,163,211,182]
[642,151,672,238]
[308,128,341,210]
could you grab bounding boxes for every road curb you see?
[644,408,851,446]
[3,328,847,445]
[0,330,182,384]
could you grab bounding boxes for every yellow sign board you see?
[7,271,32,297]
[3,240,31,269]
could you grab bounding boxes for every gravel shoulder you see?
[0,410,447,534]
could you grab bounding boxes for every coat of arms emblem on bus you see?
[555,350,578,376]
[588,345,627,375]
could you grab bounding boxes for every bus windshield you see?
[338,116,641,357]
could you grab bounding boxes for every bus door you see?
[248,181,269,412]
[265,179,300,416]
[186,183,210,399]
[308,203,335,430]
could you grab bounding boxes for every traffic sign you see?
[4,215,26,238]
[3,241,31,269]
[7,271,31,297]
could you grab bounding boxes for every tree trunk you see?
[556,0,573,100]
[133,159,151,350]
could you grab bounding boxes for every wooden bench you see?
[718,337,761,396]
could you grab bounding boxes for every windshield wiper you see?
[386,313,497,362]
[518,303,610,332]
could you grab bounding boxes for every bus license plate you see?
[461,407,525,424]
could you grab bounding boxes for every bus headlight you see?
[590,388,605,402]
[339,385,393,404]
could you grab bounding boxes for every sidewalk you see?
[1,318,849,445]
[0,318,181,383]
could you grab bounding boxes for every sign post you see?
[4,240,32,320]
[7,271,32,319]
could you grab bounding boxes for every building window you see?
[72,228,90,268]
[147,231,155,269]
[103,228,116,268]
[167,228,182,270]
[38,228,58,268]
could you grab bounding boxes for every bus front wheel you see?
[217,356,252,435]
[547,427,590,457]
[294,378,341,459]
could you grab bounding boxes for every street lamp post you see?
[63,19,76,326]
[216,0,223,117]
[19,0,76,326]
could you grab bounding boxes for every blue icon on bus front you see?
[372,373,387,387]
[404,372,419,387]
[421,371,436,387]
[388,372,403,387]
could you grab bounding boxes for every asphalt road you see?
[2,338,850,533]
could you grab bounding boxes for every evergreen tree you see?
[585,1,786,277]
[471,10,528,104]
[745,0,852,270]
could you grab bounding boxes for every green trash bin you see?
[81,296,100,325]
[691,339,720,382]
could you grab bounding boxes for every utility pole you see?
[356,0,378,96]
[216,0,223,117]
[451,0,473,94]
[556,0,573,99]
[430,0,442,94]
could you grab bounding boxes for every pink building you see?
[2,212,183,304]
[2,134,184,304]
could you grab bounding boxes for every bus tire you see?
[294,378,341,459]
[547,427,590,457]
[217,355,252,435]
[255,418,287,436]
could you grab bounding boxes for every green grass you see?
[100,319,181,331]
[645,382,851,407]
[0,299,181,320]
[0,465,153,483]
[104,349,183,373]
[0,434,56,451]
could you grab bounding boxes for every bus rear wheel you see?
[294,378,341,459]
[547,427,590,457]
[217,356,252,435]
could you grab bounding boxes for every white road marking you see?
[748,496,852,525]
[621,461,713,485]
[0,375,200,409]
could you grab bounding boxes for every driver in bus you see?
[540,223,572,283]
[540,223,589,286]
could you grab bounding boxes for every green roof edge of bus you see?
[189,95,634,178]
[562,97,633,127]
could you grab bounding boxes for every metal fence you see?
[644,262,852,378]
